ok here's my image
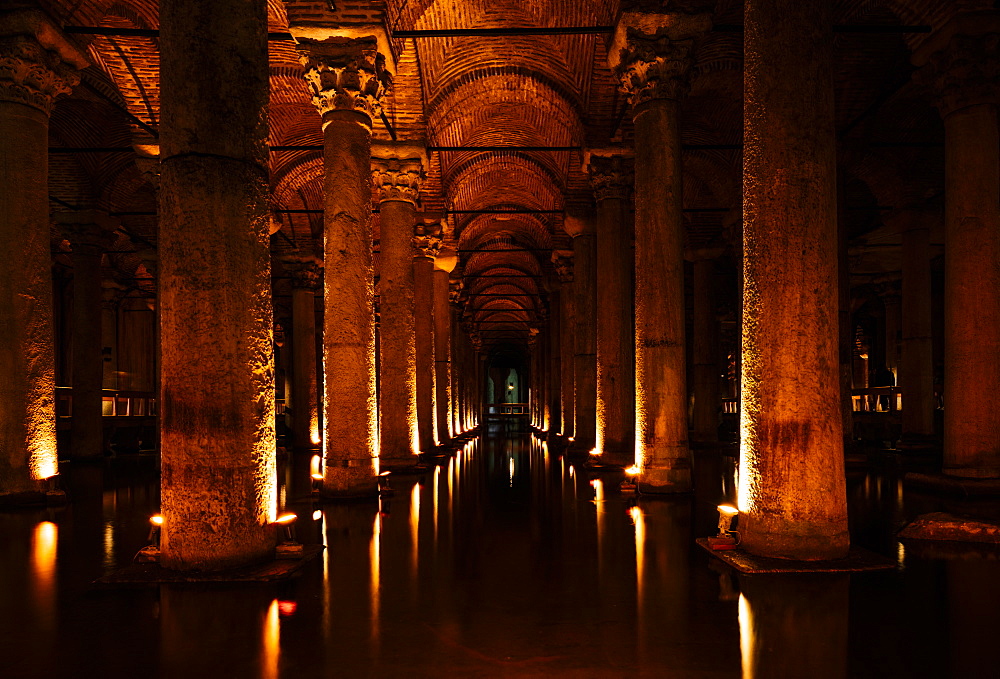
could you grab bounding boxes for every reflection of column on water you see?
[31,521,58,634]
[738,574,849,679]
[160,585,275,679]
[591,476,638,668]
[948,559,1000,678]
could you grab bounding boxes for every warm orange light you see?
[149,514,164,526]
[589,448,600,456]
[312,509,322,521]
[278,600,297,617]
[311,472,324,481]
[263,599,280,679]
[310,454,322,478]
[275,512,297,525]
[624,465,640,476]
[718,504,739,516]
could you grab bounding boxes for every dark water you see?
[1,433,998,678]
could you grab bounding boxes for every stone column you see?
[741,0,848,559]
[0,10,85,500]
[159,0,276,569]
[412,224,441,451]
[691,253,722,444]
[916,19,1000,477]
[57,213,117,461]
[101,285,121,390]
[882,286,901,380]
[565,212,597,453]
[283,254,321,452]
[296,35,389,496]
[372,145,424,465]
[587,154,635,466]
[897,211,936,442]
[552,252,575,440]
[610,10,709,488]
[547,292,562,435]
[433,250,458,442]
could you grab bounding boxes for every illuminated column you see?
[295,36,388,496]
[741,0,848,559]
[412,224,441,451]
[587,154,635,466]
[896,210,936,442]
[101,285,120,390]
[611,14,708,488]
[57,213,117,461]
[547,291,562,434]
[0,11,86,499]
[372,145,424,464]
[565,212,597,453]
[552,252,575,439]
[159,0,276,569]
[433,250,458,442]
[916,19,1000,477]
[691,253,722,444]
[283,254,321,451]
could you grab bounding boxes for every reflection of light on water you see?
[591,478,604,503]
[371,512,381,644]
[312,509,322,521]
[738,593,754,679]
[32,521,58,627]
[509,456,515,487]
[433,467,440,544]
[631,506,645,598]
[897,541,906,569]
[262,599,280,679]
[410,483,421,573]
[103,521,115,570]
[310,454,322,478]
[321,512,329,637]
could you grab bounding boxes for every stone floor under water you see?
[2,430,999,678]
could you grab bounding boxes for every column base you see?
[638,462,692,494]
[378,455,425,474]
[896,434,938,452]
[905,471,1000,497]
[740,513,850,561]
[321,459,378,498]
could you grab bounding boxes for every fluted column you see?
[372,146,424,465]
[159,0,275,569]
[587,154,635,466]
[565,212,597,453]
[296,35,390,496]
[611,12,709,488]
[0,11,85,499]
[552,252,575,440]
[283,254,322,452]
[434,250,458,442]
[916,18,1000,477]
[413,224,441,451]
[57,212,117,461]
[741,0,848,559]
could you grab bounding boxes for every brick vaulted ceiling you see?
[32,0,985,349]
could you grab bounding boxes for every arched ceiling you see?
[33,0,978,347]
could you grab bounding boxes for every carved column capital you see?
[0,11,87,114]
[296,36,392,123]
[551,250,574,283]
[449,279,463,305]
[371,155,424,204]
[412,232,442,259]
[608,12,710,108]
[914,16,1000,117]
[586,153,634,202]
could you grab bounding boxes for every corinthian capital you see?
[412,225,442,259]
[0,10,88,114]
[608,12,711,108]
[371,155,424,204]
[586,152,634,203]
[297,36,392,123]
[914,18,1000,117]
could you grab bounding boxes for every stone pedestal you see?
[57,213,118,461]
[412,226,441,451]
[0,10,85,499]
[740,0,848,559]
[159,0,276,570]
[565,213,597,453]
[916,20,1000,478]
[295,34,389,496]
[588,155,635,467]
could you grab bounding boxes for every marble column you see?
[916,19,1000,477]
[57,213,117,461]
[547,292,562,435]
[159,0,276,569]
[897,210,936,441]
[741,0,848,559]
[691,253,722,444]
[552,252,575,440]
[611,14,708,488]
[587,154,635,466]
[565,212,597,453]
[372,145,424,465]
[0,10,85,500]
[296,36,389,496]
[412,225,441,451]
[284,254,321,452]
[433,250,458,442]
